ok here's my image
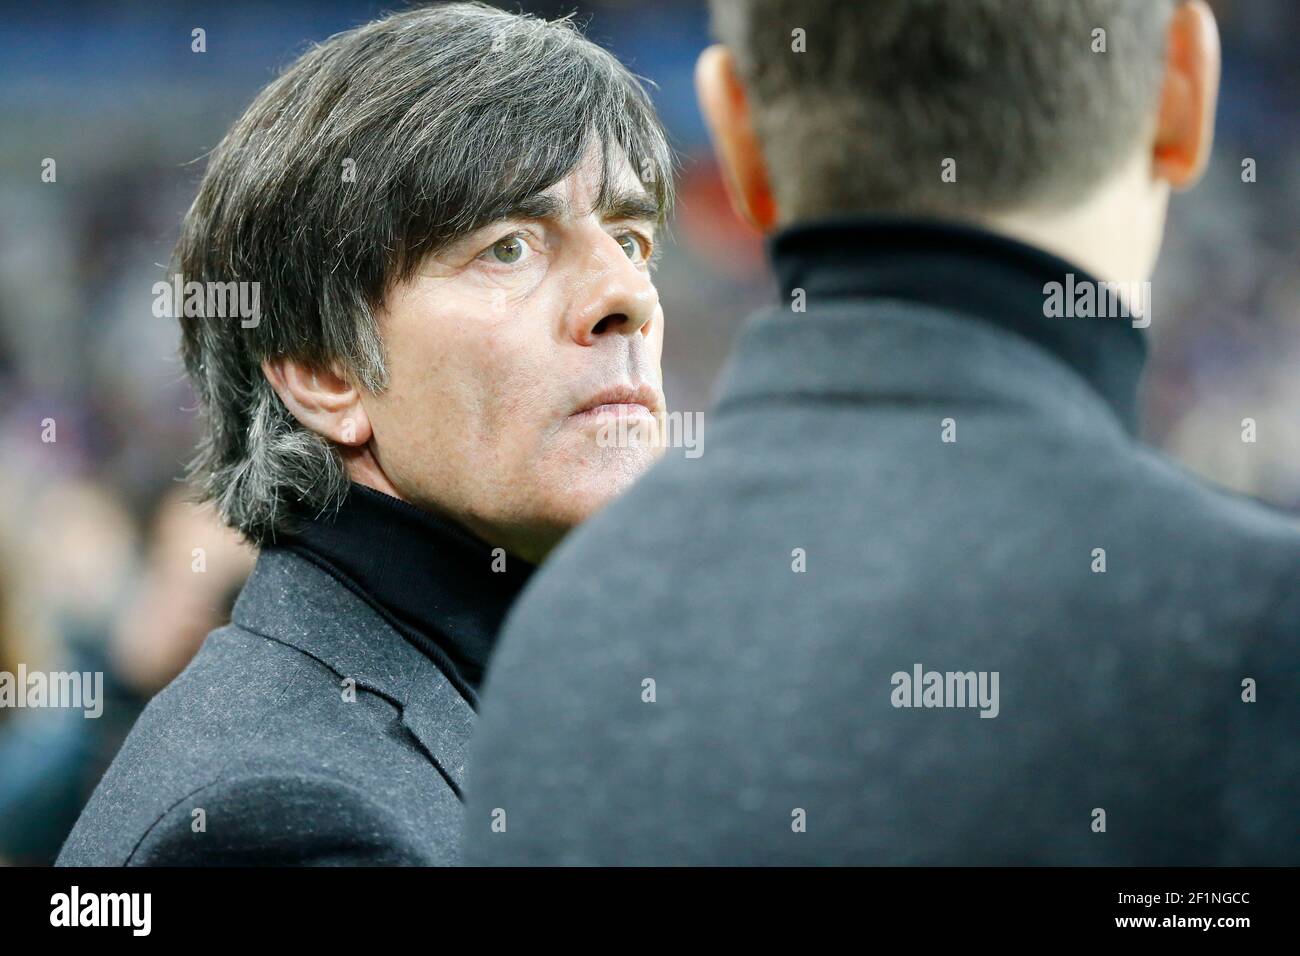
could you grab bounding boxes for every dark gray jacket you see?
[464,219,1300,865]
[57,548,472,865]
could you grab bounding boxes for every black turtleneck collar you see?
[273,484,535,708]
[768,217,1149,435]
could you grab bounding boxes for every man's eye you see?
[486,236,525,264]
[617,233,648,263]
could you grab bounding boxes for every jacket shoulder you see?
[57,622,459,866]
[125,771,441,866]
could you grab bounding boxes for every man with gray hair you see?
[465,0,1300,864]
[58,2,672,865]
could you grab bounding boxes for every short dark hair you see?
[176,2,674,544]
[709,0,1174,220]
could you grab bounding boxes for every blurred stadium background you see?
[1,0,1297,863]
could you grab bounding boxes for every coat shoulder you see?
[58,622,460,866]
[125,770,439,866]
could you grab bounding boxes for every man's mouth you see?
[568,383,662,423]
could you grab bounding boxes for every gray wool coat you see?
[57,548,470,865]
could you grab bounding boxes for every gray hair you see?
[176,2,674,544]
[709,0,1174,220]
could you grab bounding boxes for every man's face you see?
[360,147,666,562]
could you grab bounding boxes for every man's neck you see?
[345,457,562,566]
[980,154,1169,289]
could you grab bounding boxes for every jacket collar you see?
[231,547,476,797]
[273,484,535,705]
[756,216,1148,434]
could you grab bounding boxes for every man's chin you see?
[540,451,661,521]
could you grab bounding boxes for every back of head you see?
[709,0,1175,221]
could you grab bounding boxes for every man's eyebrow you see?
[485,189,660,228]
[488,193,567,223]
[598,189,661,224]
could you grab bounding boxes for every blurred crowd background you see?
[1,0,1297,863]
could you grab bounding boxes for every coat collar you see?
[274,484,535,705]
[231,547,475,797]
[759,216,1149,435]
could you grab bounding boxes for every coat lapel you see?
[231,548,476,796]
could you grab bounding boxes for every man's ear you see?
[695,44,779,232]
[261,356,372,447]
[1152,0,1221,190]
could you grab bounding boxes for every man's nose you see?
[567,236,658,346]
